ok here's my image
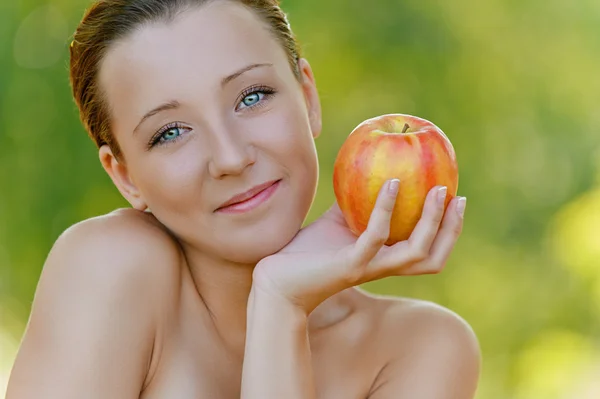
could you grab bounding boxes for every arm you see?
[240,287,316,399]
[368,305,481,399]
[240,295,480,399]
[7,212,181,399]
[239,181,470,398]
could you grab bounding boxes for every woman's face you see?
[98,1,322,263]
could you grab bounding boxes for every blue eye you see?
[243,92,262,107]
[236,86,276,111]
[160,126,183,142]
[149,123,189,148]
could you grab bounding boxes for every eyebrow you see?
[133,100,180,135]
[133,63,273,135]
[220,62,273,87]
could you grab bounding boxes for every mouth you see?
[215,179,282,214]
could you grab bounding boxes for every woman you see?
[7,0,480,398]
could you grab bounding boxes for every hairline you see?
[95,0,300,164]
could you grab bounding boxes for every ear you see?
[297,58,322,139]
[99,145,148,211]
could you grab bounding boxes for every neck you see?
[181,244,253,359]
[180,243,358,359]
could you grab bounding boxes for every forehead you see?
[99,2,288,124]
[103,2,283,73]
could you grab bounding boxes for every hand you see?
[251,180,466,314]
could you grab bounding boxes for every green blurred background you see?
[1,0,600,397]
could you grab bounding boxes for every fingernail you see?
[389,179,400,195]
[437,186,447,206]
[456,197,467,218]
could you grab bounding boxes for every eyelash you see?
[148,85,277,148]
[236,85,276,111]
[148,122,188,148]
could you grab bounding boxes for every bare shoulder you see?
[38,207,183,296]
[63,207,177,250]
[36,207,185,324]
[358,291,481,398]
[7,208,184,398]
[376,295,478,345]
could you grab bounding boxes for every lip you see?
[215,179,281,213]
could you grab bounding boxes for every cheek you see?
[138,149,207,210]
[263,106,319,210]
[258,100,318,166]
[282,112,319,187]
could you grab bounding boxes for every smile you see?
[215,179,281,214]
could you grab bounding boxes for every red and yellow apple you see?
[333,114,459,245]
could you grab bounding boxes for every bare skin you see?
[8,208,479,399]
[7,2,480,398]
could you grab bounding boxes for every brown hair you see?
[69,0,302,161]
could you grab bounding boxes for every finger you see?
[418,196,466,273]
[368,185,448,275]
[405,185,448,261]
[347,179,399,271]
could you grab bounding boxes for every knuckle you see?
[381,198,396,213]
[367,228,388,247]
[426,261,446,274]
[344,262,366,285]
[452,222,463,236]
[410,245,429,262]
[430,207,444,223]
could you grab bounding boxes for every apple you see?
[333,114,459,245]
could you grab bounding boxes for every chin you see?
[219,206,313,264]
[213,217,302,264]
[211,175,317,264]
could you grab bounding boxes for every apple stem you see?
[402,123,410,133]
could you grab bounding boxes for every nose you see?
[208,128,255,178]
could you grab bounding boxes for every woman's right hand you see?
[252,180,467,314]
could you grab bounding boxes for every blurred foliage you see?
[1,0,600,397]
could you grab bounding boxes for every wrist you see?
[248,285,309,326]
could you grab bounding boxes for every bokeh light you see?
[515,329,599,399]
[13,5,68,69]
[2,0,599,397]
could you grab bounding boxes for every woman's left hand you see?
[251,179,466,314]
